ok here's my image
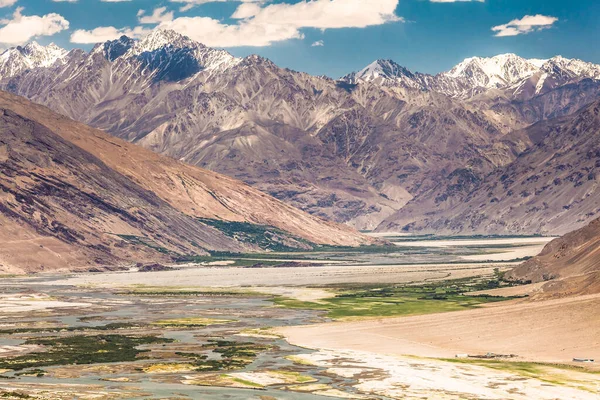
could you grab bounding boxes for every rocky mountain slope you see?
[0,90,372,273]
[508,217,600,297]
[2,30,599,233]
[382,99,600,235]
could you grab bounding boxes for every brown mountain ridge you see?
[0,90,373,274]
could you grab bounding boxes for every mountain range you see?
[344,54,600,99]
[2,29,599,235]
[0,90,372,274]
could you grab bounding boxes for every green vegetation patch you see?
[0,334,172,371]
[0,322,143,335]
[152,317,234,327]
[175,255,301,267]
[174,340,271,371]
[270,370,317,383]
[196,218,314,252]
[14,369,46,377]
[228,376,265,388]
[273,278,516,320]
[239,327,283,339]
[284,355,316,366]
[205,339,270,359]
[183,373,264,388]
[1,392,32,399]
[126,286,266,297]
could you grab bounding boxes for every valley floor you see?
[53,261,507,287]
[0,235,596,399]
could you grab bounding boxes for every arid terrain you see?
[0,90,372,274]
[0,7,599,399]
[278,293,600,363]
[0,235,597,399]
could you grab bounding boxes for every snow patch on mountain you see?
[528,58,549,68]
[344,53,600,98]
[342,59,426,89]
[444,54,540,89]
[0,42,68,79]
[132,29,199,54]
[126,29,241,73]
[541,56,600,80]
[1,30,599,109]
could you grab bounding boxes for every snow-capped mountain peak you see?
[133,29,199,54]
[341,53,600,99]
[341,59,426,89]
[124,29,241,73]
[357,59,415,80]
[20,42,68,67]
[0,41,68,79]
[444,53,539,89]
[540,56,600,80]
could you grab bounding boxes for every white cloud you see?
[157,16,301,47]
[429,0,484,3]
[492,14,558,37]
[172,0,257,3]
[52,0,134,2]
[138,7,174,24]
[169,0,268,12]
[244,0,402,29]
[171,0,262,12]
[0,0,18,7]
[311,40,324,47]
[70,25,149,43]
[159,0,402,47]
[0,7,69,44]
[231,3,262,19]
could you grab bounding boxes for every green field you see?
[273,278,515,320]
[0,335,172,371]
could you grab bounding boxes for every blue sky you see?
[0,0,598,77]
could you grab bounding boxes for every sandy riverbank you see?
[278,293,600,364]
[392,237,554,248]
[44,262,510,288]
[284,348,600,399]
[277,293,600,398]
[459,243,548,261]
